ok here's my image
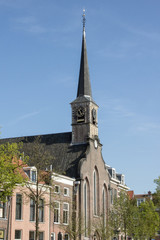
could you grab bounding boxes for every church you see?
[0,12,128,240]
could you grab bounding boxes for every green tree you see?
[153,176,160,207]
[137,200,159,240]
[153,176,160,238]
[109,191,159,240]
[0,142,26,201]
[109,191,137,240]
[154,176,160,192]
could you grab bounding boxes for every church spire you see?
[77,10,92,98]
[71,10,98,144]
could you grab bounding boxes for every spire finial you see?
[82,9,86,32]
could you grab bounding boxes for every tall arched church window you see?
[102,185,107,227]
[93,169,98,215]
[84,179,89,237]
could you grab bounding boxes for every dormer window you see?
[23,167,37,183]
[121,175,125,185]
[137,198,145,206]
[31,170,36,182]
[112,169,116,179]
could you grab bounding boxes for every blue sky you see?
[0,0,160,194]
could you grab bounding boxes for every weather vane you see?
[82,9,86,31]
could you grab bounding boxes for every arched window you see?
[102,185,107,227]
[93,168,99,215]
[84,178,89,237]
[84,181,87,234]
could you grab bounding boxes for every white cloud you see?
[7,111,40,126]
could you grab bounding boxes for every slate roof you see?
[0,132,88,179]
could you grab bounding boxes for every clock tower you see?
[71,11,99,144]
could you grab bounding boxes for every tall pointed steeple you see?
[77,10,92,98]
[71,10,98,144]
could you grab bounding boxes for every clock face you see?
[92,108,96,124]
[76,107,85,122]
[92,108,96,119]
[76,107,85,117]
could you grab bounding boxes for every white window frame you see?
[112,169,116,179]
[120,175,125,185]
[23,167,37,182]
[63,202,69,225]
[0,201,6,219]
[54,201,60,224]
[51,233,55,240]
[137,198,145,207]
[31,170,37,182]
[64,188,69,196]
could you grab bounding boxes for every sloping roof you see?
[0,132,88,179]
[134,192,152,198]
[77,28,92,98]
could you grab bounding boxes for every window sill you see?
[0,217,7,220]
[93,215,99,218]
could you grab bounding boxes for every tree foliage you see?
[109,191,136,240]
[136,200,159,240]
[153,176,160,237]
[109,191,159,240]
[153,176,160,208]
[154,176,160,192]
[0,142,26,201]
